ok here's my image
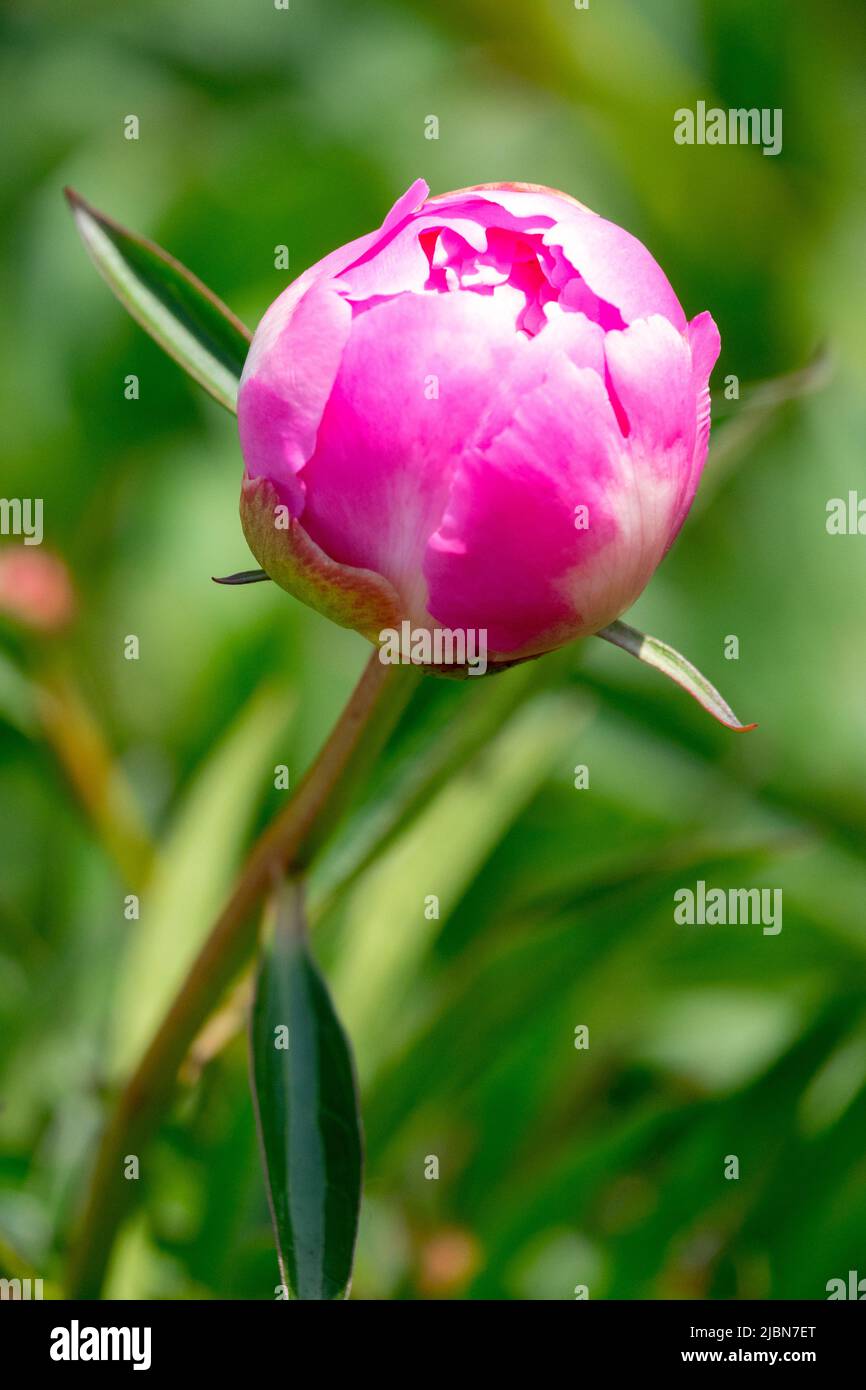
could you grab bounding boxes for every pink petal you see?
[313,177,431,286]
[672,310,722,542]
[339,214,488,300]
[473,310,606,447]
[435,186,686,329]
[549,215,687,330]
[603,315,697,551]
[428,186,565,227]
[604,316,695,460]
[238,282,353,515]
[241,180,431,379]
[425,355,623,654]
[297,290,529,615]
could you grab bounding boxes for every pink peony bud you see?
[238,180,720,670]
[0,546,76,634]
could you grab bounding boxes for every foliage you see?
[1,0,865,1300]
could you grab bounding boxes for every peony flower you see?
[237,179,720,671]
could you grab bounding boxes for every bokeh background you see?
[2,0,866,1300]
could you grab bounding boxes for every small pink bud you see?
[0,546,76,634]
[238,180,720,670]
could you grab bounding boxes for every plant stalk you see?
[66,651,416,1298]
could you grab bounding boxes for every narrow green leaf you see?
[64,187,251,413]
[111,682,291,1079]
[597,620,757,732]
[212,569,272,585]
[251,881,362,1300]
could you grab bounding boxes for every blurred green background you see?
[2,0,866,1300]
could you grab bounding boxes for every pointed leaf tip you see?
[597,620,757,732]
[212,569,272,585]
[64,188,251,413]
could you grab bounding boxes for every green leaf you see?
[0,651,38,736]
[111,682,292,1079]
[597,620,756,732]
[329,691,586,1073]
[251,881,362,1300]
[64,187,251,413]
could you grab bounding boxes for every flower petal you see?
[425,353,624,654]
[434,186,686,328]
[603,314,697,553]
[549,214,687,330]
[240,180,430,380]
[298,290,529,616]
[238,282,353,515]
[668,310,722,542]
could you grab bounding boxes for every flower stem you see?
[66,651,416,1298]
